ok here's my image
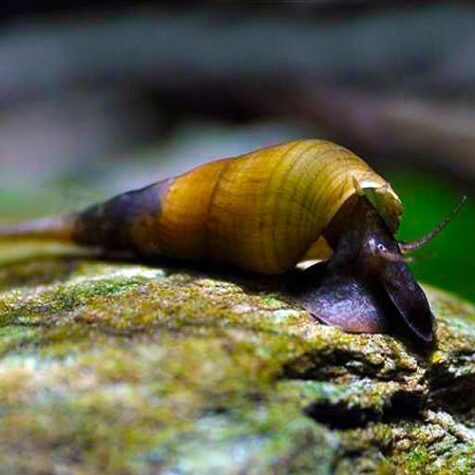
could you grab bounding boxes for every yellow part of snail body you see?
[125,139,402,273]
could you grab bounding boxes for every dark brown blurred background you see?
[0,1,474,300]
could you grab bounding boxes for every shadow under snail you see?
[0,140,464,347]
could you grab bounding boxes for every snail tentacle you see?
[399,195,467,254]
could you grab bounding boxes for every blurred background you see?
[0,1,474,301]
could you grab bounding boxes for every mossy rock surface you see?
[0,248,474,474]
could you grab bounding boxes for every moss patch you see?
[0,254,474,474]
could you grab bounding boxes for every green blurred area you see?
[1,169,473,303]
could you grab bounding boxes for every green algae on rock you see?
[0,251,474,474]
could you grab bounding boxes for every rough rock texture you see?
[0,247,474,474]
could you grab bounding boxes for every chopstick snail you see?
[0,140,462,346]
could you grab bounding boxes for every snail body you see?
[0,139,439,346]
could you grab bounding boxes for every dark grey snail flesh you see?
[288,195,436,348]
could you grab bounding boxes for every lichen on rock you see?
[0,248,474,474]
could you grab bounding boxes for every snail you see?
[0,139,463,346]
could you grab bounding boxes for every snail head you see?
[290,194,442,348]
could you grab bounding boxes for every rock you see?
[0,253,474,474]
